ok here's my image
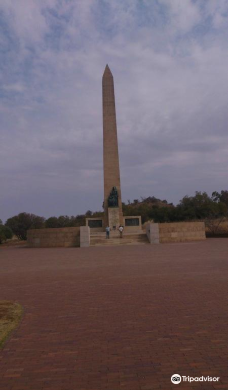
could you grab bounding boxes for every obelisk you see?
[102,65,123,228]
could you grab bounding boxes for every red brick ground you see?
[0,239,227,390]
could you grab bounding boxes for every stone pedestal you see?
[146,223,160,244]
[80,226,90,247]
[108,207,120,229]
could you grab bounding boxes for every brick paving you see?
[0,239,227,390]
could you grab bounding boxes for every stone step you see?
[91,242,149,246]
[90,235,147,240]
[91,240,149,246]
[91,230,144,236]
[90,235,147,241]
[91,240,148,244]
[91,242,148,246]
[90,233,149,246]
[91,233,146,239]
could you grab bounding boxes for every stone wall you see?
[27,227,80,248]
[159,222,206,243]
[146,222,206,244]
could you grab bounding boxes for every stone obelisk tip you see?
[103,64,113,78]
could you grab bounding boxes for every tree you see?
[211,191,221,202]
[0,225,13,244]
[204,202,227,235]
[92,211,104,218]
[178,192,216,220]
[57,215,70,227]
[6,213,45,240]
[45,217,60,228]
[220,190,228,207]
[177,192,227,233]
[212,190,228,207]
[45,215,87,228]
[149,206,174,223]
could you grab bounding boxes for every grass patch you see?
[0,301,23,349]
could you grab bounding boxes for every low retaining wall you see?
[27,227,80,248]
[146,222,206,244]
[159,222,206,243]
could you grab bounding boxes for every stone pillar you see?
[80,226,90,247]
[108,208,120,229]
[102,65,123,227]
[146,223,160,244]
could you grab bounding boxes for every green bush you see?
[0,226,13,244]
[6,213,45,240]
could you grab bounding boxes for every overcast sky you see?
[0,0,228,222]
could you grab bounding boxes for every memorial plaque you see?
[125,218,140,227]
[88,220,103,228]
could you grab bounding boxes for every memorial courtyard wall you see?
[146,221,206,243]
[159,222,206,243]
[27,227,80,248]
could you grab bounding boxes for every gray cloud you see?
[0,0,228,221]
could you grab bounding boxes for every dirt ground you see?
[0,239,228,390]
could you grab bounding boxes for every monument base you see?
[108,207,120,229]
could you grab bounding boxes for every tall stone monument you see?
[102,65,123,228]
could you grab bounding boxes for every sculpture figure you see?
[108,187,118,207]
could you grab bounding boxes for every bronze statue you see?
[108,186,118,207]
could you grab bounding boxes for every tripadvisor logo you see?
[171,374,181,384]
[171,374,220,384]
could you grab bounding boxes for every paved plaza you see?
[0,239,227,390]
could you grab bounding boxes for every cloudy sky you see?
[0,0,228,222]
